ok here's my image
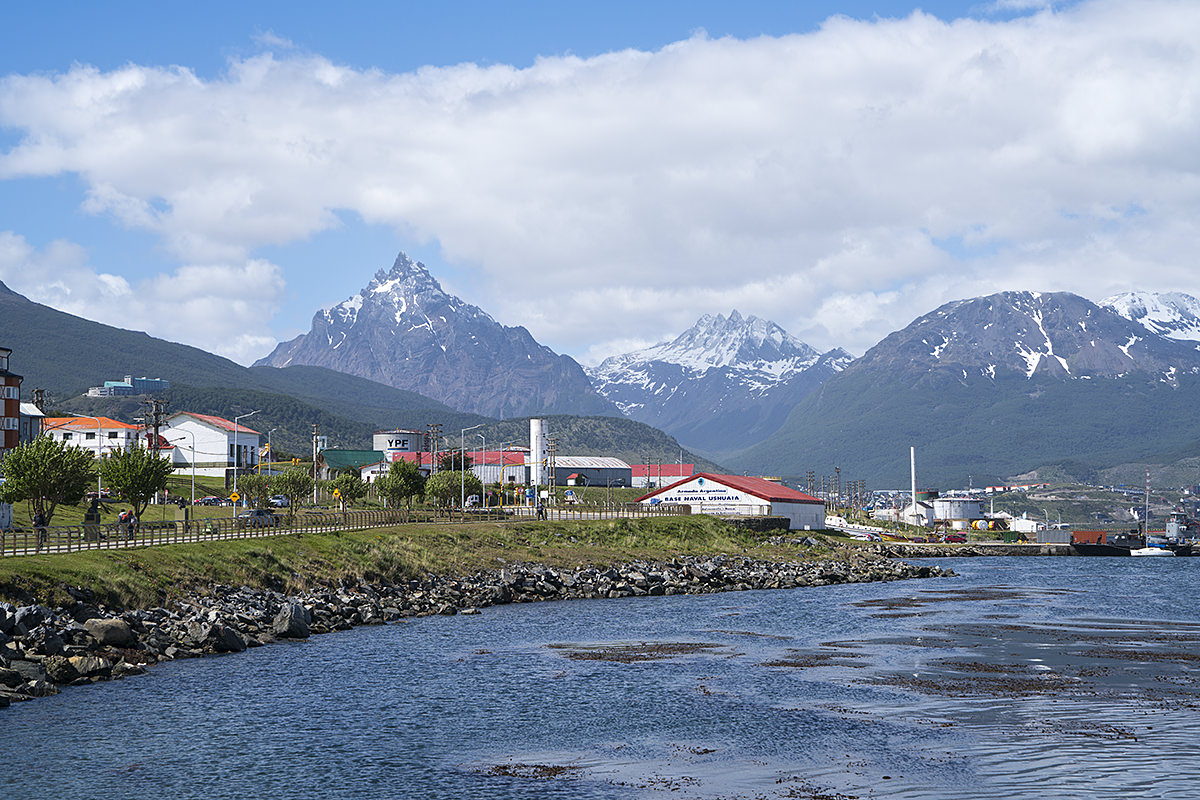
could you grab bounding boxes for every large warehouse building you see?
[637,473,826,530]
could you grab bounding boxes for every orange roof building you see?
[41,416,140,458]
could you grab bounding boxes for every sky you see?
[2,0,1198,368]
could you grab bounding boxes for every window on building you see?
[108,431,118,439]
[85,432,96,440]
[63,432,72,440]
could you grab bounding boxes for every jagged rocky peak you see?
[253,251,614,418]
[1102,291,1200,343]
[321,252,480,329]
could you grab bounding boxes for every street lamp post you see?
[233,410,260,502]
[461,423,483,509]
[168,429,196,507]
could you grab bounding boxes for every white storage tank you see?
[933,497,983,530]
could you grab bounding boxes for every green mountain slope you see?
[727,369,1200,486]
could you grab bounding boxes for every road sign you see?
[229,492,240,502]
[332,488,341,498]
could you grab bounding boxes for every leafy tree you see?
[236,473,272,509]
[438,450,473,472]
[374,459,426,509]
[425,470,482,507]
[0,437,96,524]
[328,473,368,511]
[100,446,176,521]
[271,469,314,516]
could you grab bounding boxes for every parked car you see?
[195,496,221,506]
[269,495,289,508]
[236,509,280,529]
[943,533,967,543]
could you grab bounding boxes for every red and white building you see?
[0,347,20,465]
[638,473,826,530]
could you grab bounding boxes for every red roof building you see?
[638,473,826,531]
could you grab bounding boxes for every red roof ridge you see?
[637,472,824,504]
[172,411,260,435]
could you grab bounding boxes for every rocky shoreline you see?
[0,551,952,708]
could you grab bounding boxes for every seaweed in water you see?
[547,641,724,662]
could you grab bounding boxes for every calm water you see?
[4,558,1200,799]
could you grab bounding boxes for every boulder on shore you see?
[84,618,137,648]
[273,604,310,639]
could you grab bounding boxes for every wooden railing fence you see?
[0,502,691,557]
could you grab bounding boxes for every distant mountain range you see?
[9,244,1200,490]
[726,290,1200,486]
[255,253,616,419]
[586,311,851,454]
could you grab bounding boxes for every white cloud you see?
[2,0,1200,360]
[0,232,285,363]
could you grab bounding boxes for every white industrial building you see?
[164,412,261,481]
[638,473,826,531]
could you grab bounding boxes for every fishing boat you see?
[1072,530,1145,557]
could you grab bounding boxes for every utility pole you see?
[139,398,169,456]
[427,423,442,474]
[312,423,320,505]
[834,466,841,512]
[547,435,558,504]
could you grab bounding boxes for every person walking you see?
[32,510,47,551]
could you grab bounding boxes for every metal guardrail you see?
[0,502,691,557]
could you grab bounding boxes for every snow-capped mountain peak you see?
[606,310,821,376]
[320,252,491,332]
[586,310,850,453]
[1101,291,1200,343]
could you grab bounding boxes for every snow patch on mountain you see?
[1103,291,1200,343]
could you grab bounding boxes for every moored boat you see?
[1130,546,1175,557]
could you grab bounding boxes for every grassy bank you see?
[0,516,831,609]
